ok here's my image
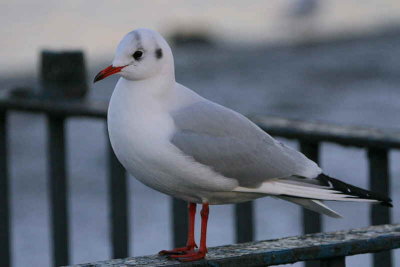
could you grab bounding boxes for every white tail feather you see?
[277,196,343,218]
[234,180,379,203]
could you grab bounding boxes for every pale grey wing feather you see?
[170,101,320,188]
[277,196,342,218]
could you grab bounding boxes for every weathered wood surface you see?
[67,224,400,267]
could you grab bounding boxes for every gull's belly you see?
[107,94,239,203]
[108,103,184,197]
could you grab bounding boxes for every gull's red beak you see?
[93,65,126,83]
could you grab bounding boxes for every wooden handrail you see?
[67,224,400,267]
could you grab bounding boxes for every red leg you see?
[169,203,209,261]
[159,202,197,255]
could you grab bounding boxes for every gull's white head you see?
[94,28,174,82]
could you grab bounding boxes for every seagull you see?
[94,28,392,262]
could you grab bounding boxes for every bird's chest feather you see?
[106,82,239,203]
[107,87,177,188]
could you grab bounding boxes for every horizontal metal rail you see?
[251,115,400,149]
[2,92,400,149]
[0,93,107,118]
[67,224,400,267]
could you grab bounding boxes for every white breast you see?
[108,79,174,191]
[107,78,239,203]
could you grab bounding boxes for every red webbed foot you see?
[161,203,209,263]
[158,243,197,255]
[167,249,207,262]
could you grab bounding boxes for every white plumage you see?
[94,28,391,261]
[102,28,389,209]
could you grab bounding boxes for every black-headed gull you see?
[94,28,392,262]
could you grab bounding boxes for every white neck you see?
[118,71,175,98]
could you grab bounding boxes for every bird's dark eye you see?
[132,50,143,60]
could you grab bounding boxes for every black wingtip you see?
[380,198,393,208]
[317,173,393,208]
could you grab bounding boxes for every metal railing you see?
[0,52,397,267]
[251,115,395,267]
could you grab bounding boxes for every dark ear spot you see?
[155,48,163,59]
[133,32,142,47]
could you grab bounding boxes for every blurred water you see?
[3,32,400,267]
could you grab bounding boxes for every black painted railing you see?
[251,116,395,267]
[0,52,397,267]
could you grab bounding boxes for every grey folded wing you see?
[170,101,321,188]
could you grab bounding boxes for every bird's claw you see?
[167,250,206,262]
[159,244,197,255]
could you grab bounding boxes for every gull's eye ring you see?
[132,50,143,60]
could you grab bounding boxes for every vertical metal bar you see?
[235,201,254,243]
[320,256,346,267]
[368,148,392,267]
[299,141,321,234]
[107,139,129,258]
[47,115,69,266]
[300,140,321,267]
[0,111,11,267]
[172,198,188,247]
